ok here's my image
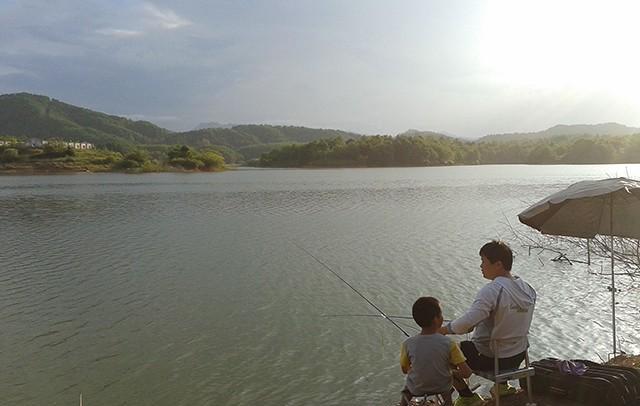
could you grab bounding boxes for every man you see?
[439,240,536,406]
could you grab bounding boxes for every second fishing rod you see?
[293,242,412,338]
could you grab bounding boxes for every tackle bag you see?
[520,357,640,405]
[575,359,640,402]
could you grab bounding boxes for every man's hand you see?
[438,325,449,335]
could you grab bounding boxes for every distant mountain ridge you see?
[0,93,361,157]
[194,121,236,130]
[480,123,640,142]
[398,129,455,139]
[4,93,640,159]
[164,125,361,159]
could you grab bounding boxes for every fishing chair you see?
[473,338,536,406]
[402,390,452,406]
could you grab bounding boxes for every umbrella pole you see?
[610,197,617,356]
[611,233,617,356]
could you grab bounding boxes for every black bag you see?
[521,357,640,405]
[575,359,640,402]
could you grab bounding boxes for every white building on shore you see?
[0,138,95,149]
[16,138,95,149]
[60,141,95,150]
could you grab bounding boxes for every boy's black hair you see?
[412,297,442,328]
[479,240,513,271]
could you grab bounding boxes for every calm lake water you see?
[1,165,639,406]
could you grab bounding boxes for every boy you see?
[400,297,472,406]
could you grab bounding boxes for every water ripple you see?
[0,167,639,406]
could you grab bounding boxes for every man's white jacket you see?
[449,275,536,358]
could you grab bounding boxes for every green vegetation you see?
[5,92,640,172]
[166,145,224,171]
[237,142,301,160]
[2,148,20,162]
[0,93,170,152]
[159,125,360,163]
[0,143,124,172]
[0,93,361,168]
[258,133,640,167]
[479,123,640,142]
[0,143,225,173]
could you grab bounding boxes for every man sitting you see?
[439,240,536,406]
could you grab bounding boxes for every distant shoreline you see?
[3,162,639,175]
[250,162,640,169]
[0,164,226,175]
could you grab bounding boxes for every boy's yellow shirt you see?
[400,338,465,371]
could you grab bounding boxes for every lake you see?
[1,165,639,405]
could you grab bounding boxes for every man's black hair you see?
[412,297,442,328]
[479,240,513,271]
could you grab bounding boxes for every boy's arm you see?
[452,361,472,379]
[400,342,410,374]
[449,341,472,379]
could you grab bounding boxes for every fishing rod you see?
[321,314,421,334]
[321,313,413,320]
[294,242,411,337]
[322,313,451,323]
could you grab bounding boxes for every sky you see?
[1,0,640,138]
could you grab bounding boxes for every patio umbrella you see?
[518,177,640,355]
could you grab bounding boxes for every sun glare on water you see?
[478,0,640,101]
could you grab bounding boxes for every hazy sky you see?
[2,0,639,137]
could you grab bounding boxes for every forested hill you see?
[258,132,640,167]
[480,123,640,142]
[397,129,456,139]
[0,93,361,157]
[5,93,640,167]
[0,93,170,151]
[164,125,361,158]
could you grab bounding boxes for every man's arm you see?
[440,285,498,335]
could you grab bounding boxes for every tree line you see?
[0,142,225,172]
[257,134,640,167]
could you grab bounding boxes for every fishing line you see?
[321,315,421,334]
[294,242,410,337]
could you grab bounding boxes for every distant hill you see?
[0,93,171,151]
[193,121,236,130]
[0,93,362,158]
[398,129,456,139]
[479,123,640,142]
[9,93,639,164]
[167,125,360,154]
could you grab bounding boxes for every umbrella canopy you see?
[518,177,640,356]
[518,177,640,239]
